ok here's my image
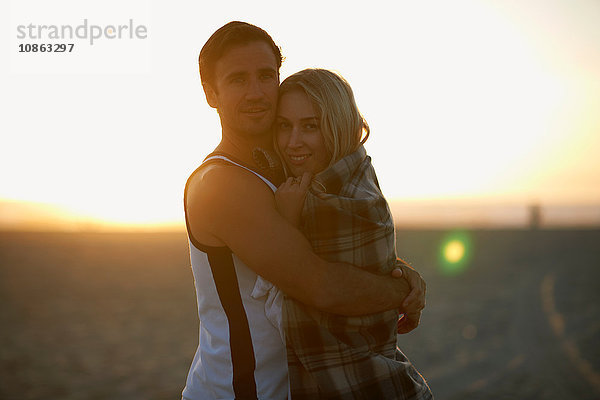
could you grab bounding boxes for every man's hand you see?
[396,312,422,334]
[392,259,426,333]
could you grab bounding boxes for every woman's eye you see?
[304,123,318,130]
[277,121,290,130]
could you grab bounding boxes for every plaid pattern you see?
[284,145,433,399]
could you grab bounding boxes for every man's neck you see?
[214,129,285,186]
[215,132,274,168]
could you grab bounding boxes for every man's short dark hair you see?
[199,21,283,89]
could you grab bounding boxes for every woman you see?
[274,69,433,399]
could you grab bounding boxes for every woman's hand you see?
[391,259,427,334]
[274,172,311,227]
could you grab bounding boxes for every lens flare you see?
[444,240,465,263]
[439,231,473,276]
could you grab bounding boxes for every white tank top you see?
[182,155,288,400]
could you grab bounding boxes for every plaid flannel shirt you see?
[284,145,433,399]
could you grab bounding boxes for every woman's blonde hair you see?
[278,69,370,168]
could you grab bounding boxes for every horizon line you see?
[1,199,599,232]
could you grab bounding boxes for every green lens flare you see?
[439,231,472,276]
[444,240,465,263]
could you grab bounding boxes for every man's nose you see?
[245,77,264,100]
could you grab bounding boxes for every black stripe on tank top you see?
[207,247,258,400]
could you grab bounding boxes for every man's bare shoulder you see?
[186,161,273,201]
[185,160,277,246]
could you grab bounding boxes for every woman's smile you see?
[276,89,331,176]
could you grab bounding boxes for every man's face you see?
[207,41,280,138]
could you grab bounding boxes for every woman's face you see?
[276,90,331,177]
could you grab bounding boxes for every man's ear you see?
[203,83,218,109]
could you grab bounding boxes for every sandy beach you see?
[0,229,598,399]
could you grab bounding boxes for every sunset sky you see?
[2,0,599,229]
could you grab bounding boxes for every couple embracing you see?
[182,21,433,400]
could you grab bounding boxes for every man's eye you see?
[304,123,318,130]
[261,73,275,80]
[277,121,291,130]
[231,77,245,84]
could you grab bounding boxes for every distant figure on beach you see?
[266,68,432,398]
[529,204,542,230]
[182,21,427,399]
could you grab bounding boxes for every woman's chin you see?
[285,165,303,177]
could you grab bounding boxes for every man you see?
[182,21,426,400]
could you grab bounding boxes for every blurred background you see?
[1,0,599,399]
